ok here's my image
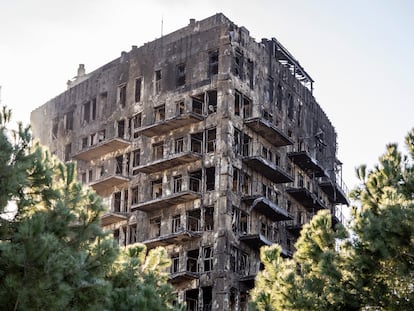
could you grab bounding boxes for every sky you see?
[1,0,413,194]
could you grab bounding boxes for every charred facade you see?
[31,13,348,311]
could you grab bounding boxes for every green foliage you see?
[0,107,181,311]
[251,129,414,310]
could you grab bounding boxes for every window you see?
[172,215,181,233]
[187,249,199,273]
[277,83,283,110]
[117,119,125,138]
[91,98,97,120]
[171,254,179,274]
[129,223,137,244]
[207,90,217,114]
[208,50,219,77]
[298,173,304,188]
[88,169,93,182]
[115,155,123,174]
[173,175,182,193]
[149,217,161,238]
[232,167,240,192]
[176,100,185,115]
[206,167,215,191]
[234,90,251,118]
[64,111,73,131]
[90,133,96,145]
[206,128,216,153]
[187,209,200,231]
[131,186,139,205]
[152,142,164,160]
[98,129,105,143]
[191,93,203,115]
[134,77,142,102]
[154,70,161,94]
[266,77,274,103]
[242,134,251,157]
[154,105,165,122]
[230,246,249,276]
[234,91,241,116]
[246,59,254,88]
[233,127,242,154]
[233,49,243,79]
[82,137,88,149]
[287,93,294,120]
[113,192,121,212]
[81,172,87,184]
[132,149,140,175]
[185,289,198,311]
[204,206,214,231]
[232,206,248,235]
[152,179,162,199]
[202,287,213,311]
[191,132,203,153]
[99,92,108,109]
[203,246,213,272]
[118,84,127,107]
[174,137,184,153]
[64,143,71,162]
[190,170,202,192]
[123,189,128,212]
[52,117,59,138]
[83,101,91,123]
[176,63,186,87]
[242,172,251,195]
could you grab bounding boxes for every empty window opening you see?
[176,63,186,87]
[152,142,164,160]
[154,104,165,122]
[233,127,242,154]
[152,179,162,199]
[203,246,213,272]
[233,49,243,79]
[191,93,204,115]
[52,117,59,138]
[88,169,93,182]
[171,254,179,274]
[190,170,202,192]
[82,137,88,149]
[298,173,304,188]
[187,250,199,273]
[99,92,108,108]
[191,132,203,153]
[90,133,96,145]
[185,288,198,311]
[187,209,201,231]
[173,175,182,193]
[206,128,216,153]
[277,83,283,110]
[172,214,181,233]
[118,84,126,108]
[83,101,91,123]
[115,155,123,175]
[241,172,251,195]
[154,70,162,94]
[149,217,161,238]
[208,50,219,77]
[176,100,185,116]
[91,98,97,120]
[232,167,240,192]
[131,186,139,205]
[204,206,214,231]
[81,172,87,184]
[242,134,251,157]
[132,149,140,175]
[113,228,120,243]
[234,91,241,116]
[123,189,128,212]
[266,77,274,103]
[65,111,74,131]
[135,77,142,102]
[64,143,71,162]
[246,59,254,88]
[117,119,125,138]
[243,95,252,118]
[287,93,294,120]
[113,191,121,212]
[174,137,184,153]
[232,206,248,235]
[124,152,130,176]
[202,286,213,311]
[206,167,215,191]
[98,129,106,143]
[129,223,137,244]
[207,90,217,114]
[230,288,237,311]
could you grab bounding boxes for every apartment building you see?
[30,13,349,311]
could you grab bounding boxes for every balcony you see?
[319,177,350,205]
[169,256,199,284]
[286,186,327,212]
[73,137,130,162]
[132,177,202,212]
[239,222,278,251]
[100,212,128,227]
[244,117,293,147]
[285,220,303,237]
[242,145,293,184]
[239,233,272,250]
[136,112,204,137]
[89,160,129,195]
[136,137,202,174]
[288,150,327,178]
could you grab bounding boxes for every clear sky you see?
[1,0,413,193]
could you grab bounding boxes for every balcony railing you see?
[244,116,293,147]
[242,143,293,184]
[319,176,350,205]
[89,160,129,195]
[132,177,202,212]
[100,211,128,227]
[73,136,130,162]
[286,185,327,212]
[288,150,327,178]
[169,256,199,283]
[239,222,279,250]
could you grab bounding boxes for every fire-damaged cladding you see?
[30,13,348,311]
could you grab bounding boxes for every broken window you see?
[206,128,216,153]
[187,249,199,273]
[132,149,140,174]
[203,246,213,272]
[206,167,215,191]
[187,209,201,231]
[154,104,165,122]
[202,286,213,311]
[113,191,121,212]
[64,143,71,162]
[129,223,137,244]
[52,117,59,139]
[191,132,203,153]
[81,172,86,184]
[243,95,252,118]
[242,134,251,157]
[233,49,243,79]
[123,189,128,212]
[241,172,251,195]
[124,152,130,176]
[173,175,182,193]
[134,77,142,102]
[176,100,185,116]
[185,289,198,311]
[287,93,294,120]
[232,166,240,193]
[154,70,161,94]
[90,133,96,145]
[204,206,214,231]
[91,98,97,120]
[230,246,249,276]
[98,129,105,143]
[266,77,274,103]
[99,91,107,109]
[64,111,73,131]
[234,91,241,116]
[276,83,283,110]
[83,101,91,123]
[191,93,204,115]
[117,119,125,138]
[149,217,161,238]
[232,206,248,234]
[230,288,237,311]
[88,169,93,182]
[246,59,254,88]
[234,90,251,118]
[118,84,127,108]
[172,214,181,233]
[151,179,162,199]
[152,141,164,160]
[176,63,186,87]
[208,49,219,77]
[174,137,184,153]
[82,137,88,149]
[131,186,139,205]
[207,90,217,114]
[189,170,202,192]
[171,254,179,274]
[233,127,242,155]
[115,155,123,175]
[113,228,120,243]
[298,173,304,188]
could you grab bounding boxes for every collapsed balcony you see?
[242,143,293,184]
[131,176,202,212]
[288,150,327,178]
[135,136,202,174]
[244,117,293,147]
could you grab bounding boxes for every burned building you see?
[30,13,349,311]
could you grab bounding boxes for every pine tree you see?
[251,129,414,310]
[0,106,182,311]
